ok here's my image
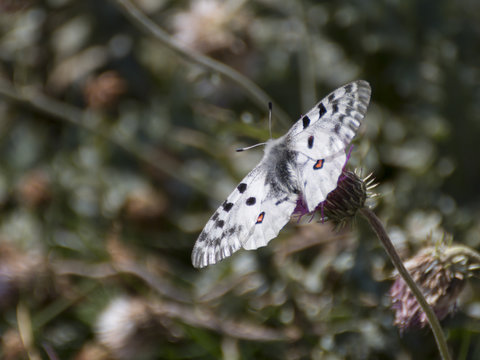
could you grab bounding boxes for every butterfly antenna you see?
[268,102,273,139]
[236,142,267,152]
[236,102,272,152]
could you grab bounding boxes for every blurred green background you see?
[0,0,479,359]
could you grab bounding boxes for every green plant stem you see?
[111,0,291,127]
[360,207,452,360]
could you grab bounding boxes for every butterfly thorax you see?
[263,136,300,196]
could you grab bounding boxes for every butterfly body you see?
[192,80,371,268]
[262,136,301,196]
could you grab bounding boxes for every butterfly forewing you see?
[191,166,263,268]
[289,80,371,155]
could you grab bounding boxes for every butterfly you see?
[192,80,371,268]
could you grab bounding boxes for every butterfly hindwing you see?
[192,162,297,268]
[242,191,297,250]
[295,151,346,211]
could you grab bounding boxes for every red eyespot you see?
[256,212,265,224]
[313,159,324,170]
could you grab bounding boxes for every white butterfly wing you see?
[191,161,297,268]
[295,151,346,211]
[290,80,371,211]
[242,191,297,250]
[288,80,371,153]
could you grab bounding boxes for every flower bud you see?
[389,244,479,330]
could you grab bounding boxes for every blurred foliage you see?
[0,0,479,359]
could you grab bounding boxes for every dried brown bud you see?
[84,71,127,109]
[0,243,48,307]
[1,329,25,360]
[16,169,51,208]
[0,0,35,12]
[389,245,478,330]
[74,342,111,360]
[122,186,167,223]
[96,297,179,359]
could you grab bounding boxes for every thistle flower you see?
[16,169,51,209]
[84,71,127,109]
[0,0,35,12]
[1,329,24,360]
[294,170,377,228]
[172,0,249,55]
[96,297,179,359]
[96,297,156,359]
[74,342,110,360]
[0,243,48,308]
[389,244,480,330]
[122,186,168,224]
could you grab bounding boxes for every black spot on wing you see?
[308,135,314,149]
[334,123,341,134]
[222,201,234,212]
[212,212,219,221]
[198,232,207,242]
[216,220,225,228]
[246,197,256,206]
[332,103,339,114]
[237,183,247,193]
[302,115,310,129]
[344,84,353,93]
[328,94,336,102]
[318,103,327,118]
